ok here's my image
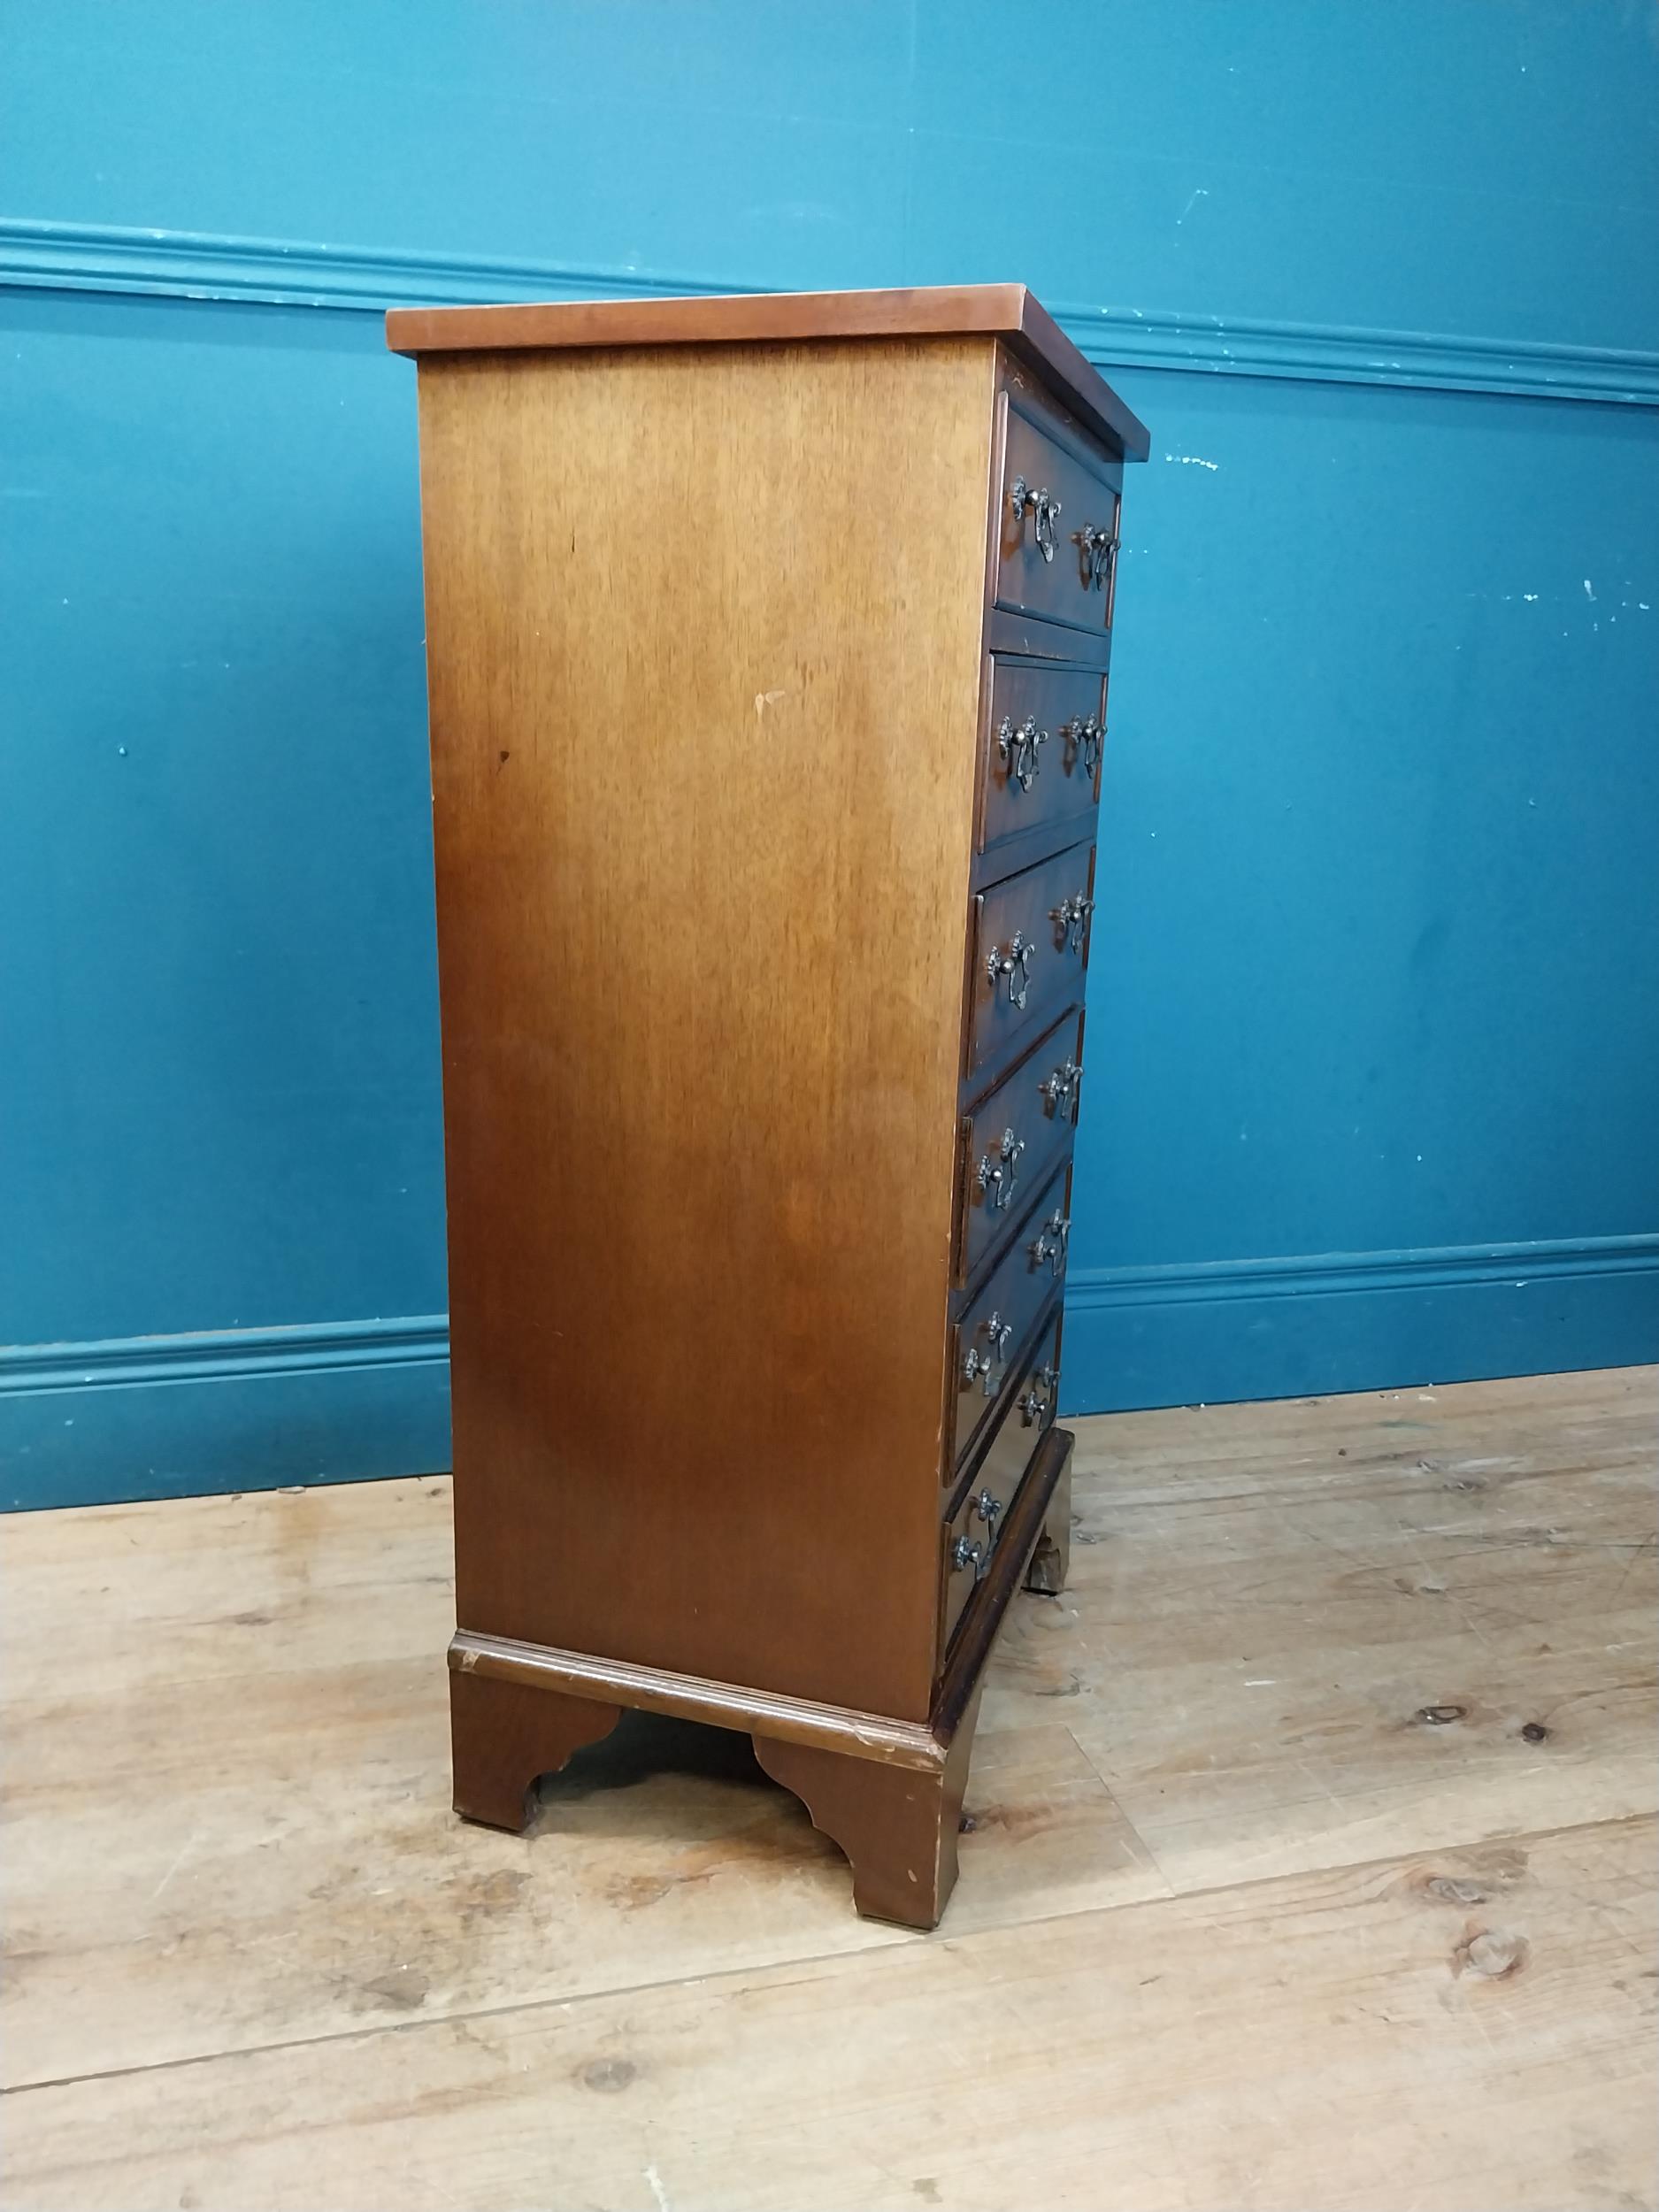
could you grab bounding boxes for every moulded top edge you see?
[386,282,1150,462]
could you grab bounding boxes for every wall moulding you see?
[4,219,1656,407]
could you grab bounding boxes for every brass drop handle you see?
[1079,522,1119,590]
[997,715,1049,793]
[986,932,1034,1009]
[962,1310,1013,1397]
[1031,1213,1071,1275]
[1040,1058,1083,1123]
[976,1126,1025,1211]
[1054,893,1094,955]
[1018,1363,1060,1426]
[955,1493,1002,1583]
[952,1534,986,1579]
[1067,714,1104,776]
[1010,476,1062,562]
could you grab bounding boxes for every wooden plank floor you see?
[2,1367,1655,2211]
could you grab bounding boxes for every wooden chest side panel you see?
[416,338,995,1722]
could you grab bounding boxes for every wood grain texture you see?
[0,1369,1653,2208]
[941,1316,1061,1648]
[977,656,1105,860]
[985,602,1113,667]
[388,282,1153,462]
[9,1820,1651,2209]
[446,1425,1073,1926]
[948,1160,1071,1471]
[966,837,1095,1082]
[995,392,1125,634]
[753,1681,984,1929]
[448,1669,619,1831]
[932,1423,1072,1740]
[956,1010,1085,1286]
[448,1631,948,1771]
[942,1371,1071,1655]
[416,336,1000,1722]
[987,1367,1659,1893]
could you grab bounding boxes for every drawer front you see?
[967,841,1095,1080]
[995,399,1123,634]
[948,1159,1071,1476]
[956,1008,1085,1287]
[941,1309,1064,1651]
[979,657,1105,858]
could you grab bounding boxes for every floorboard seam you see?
[4,1806,1650,2101]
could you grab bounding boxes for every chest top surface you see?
[386,281,1149,465]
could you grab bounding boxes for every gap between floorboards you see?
[4,1808,1648,2102]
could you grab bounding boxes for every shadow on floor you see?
[528,1707,773,1823]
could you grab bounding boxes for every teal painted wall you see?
[4,1,1656,1504]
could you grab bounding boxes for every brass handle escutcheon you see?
[1018,1363,1059,1426]
[996,715,1049,793]
[952,1533,987,1579]
[1031,1213,1071,1276]
[1078,522,1119,590]
[1066,714,1103,776]
[986,931,1034,1009]
[1040,1058,1083,1124]
[1010,476,1062,562]
[963,1310,1013,1397]
[1053,893,1094,955]
[976,1126,1025,1212]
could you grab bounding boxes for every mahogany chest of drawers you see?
[388,284,1148,1927]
